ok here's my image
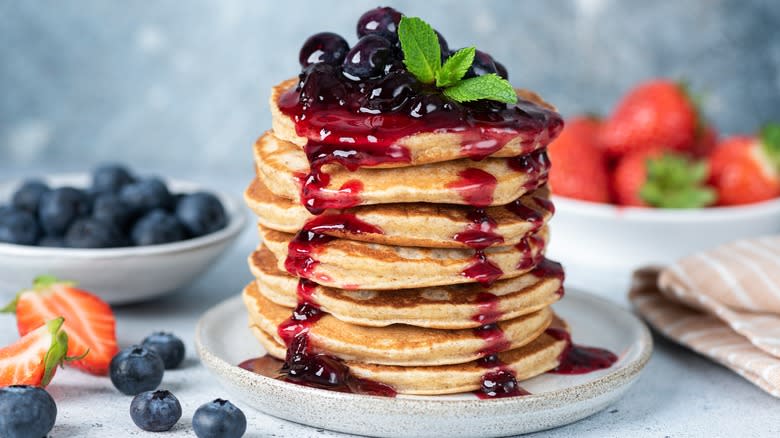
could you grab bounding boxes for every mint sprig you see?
[398,16,517,104]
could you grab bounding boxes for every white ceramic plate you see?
[196,289,652,437]
[0,174,247,304]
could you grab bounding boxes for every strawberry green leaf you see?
[442,74,517,104]
[41,317,69,387]
[398,16,441,84]
[33,275,61,288]
[436,47,475,88]
[760,122,780,170]
[639,153,716,208]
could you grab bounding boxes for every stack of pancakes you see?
[242,79,569,395]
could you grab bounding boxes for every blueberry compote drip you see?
[531,258,565,297]
[508,149,551,191]
[474,355,531,399]
[471,291,509,356]
[545,328,618,375]
[284,230,336,280]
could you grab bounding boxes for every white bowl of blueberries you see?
[0,164,246,304]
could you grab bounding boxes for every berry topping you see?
[356,6,402,42]
[0,385,57,438]
[342,35,395,80]
[193,399,248,438]
[142,332,186,370]
[11,180,49,214]
[464,49,498,78]
[0,317,73,387]
[299,32,350,68]
[130,390,182,432]
[109,345,165,395]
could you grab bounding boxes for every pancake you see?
[259,225,549,290]
[254,131,550,208]
[243,282,553,367]
[248,246,562,329]
[245,177,553,248]
[252,326,566,395]
[270,78,563,167]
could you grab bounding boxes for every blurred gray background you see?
[2,0,779,179]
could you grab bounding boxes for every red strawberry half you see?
[2,276,119,375]
[0,317,73,387]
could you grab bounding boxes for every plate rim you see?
[195,288,653,410]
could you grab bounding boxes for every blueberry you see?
[342,35,394,80]
[175,192,227,237]
[464,49,498,78]
[130,390,182,432]
[65,218,126,248]
[110,345,165,395]
[299,32,350,68]
[193,399,247,438]
[142,332,186,369]
[131,209,186,246]
[38,187,91,236]
[0,385,57,438]
[359,70,418,113]
[11,180,49,214]
[356,6,402,42]
[119,178,173,213]
[39,235,66,247]
[92,163,135,194]
[495,61,508,80]
[0,209,40,245]
[298,63,348,108]
[435,30,449,61]
[93,193,135,231]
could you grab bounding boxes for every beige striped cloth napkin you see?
[629,236,780,397]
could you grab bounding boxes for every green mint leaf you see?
[436,47,475,87]
[442,74,517,104]
[398,16,441,84]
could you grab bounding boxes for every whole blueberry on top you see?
[356,6,402,42]
[130,390,182,432]
[193,399,247,438]
[175,192,227,237]
[142,332,186,369]
[299,32,350,68]
[38,187,91,236]
[495,61,508,80]
[11,180,49,215]
[119,178,173,213]
[92,193,135,231]
[0,385,57,438]
[131,209,186,246]
[342,35,395,80]
[38,235,66,247]
[92,163,135,194]
[464,49,498,78]
[109,345,165,395]
[0,209,40,245]
[64,218,126,248]
[435,30,449,61]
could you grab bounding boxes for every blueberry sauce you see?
[545,328,618,375]
[472,291,509,356]
[508,150,551,191]
[454,208,504,250]
[446,168,499,208]
[462,251,504,286]
[474,355,530,399]
[531,258,565,296]
[302,212,384,236]
[514,234,546,270]
[284,230,336,280]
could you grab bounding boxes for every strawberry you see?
[708,124,780,206]
[0,317,73,387]
[691,124,718,158]
[2,276,119,375]
[548,116,611,203]
[612,149,715,208]
[600,79,699,158]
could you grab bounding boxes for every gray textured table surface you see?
[0,170,778,437]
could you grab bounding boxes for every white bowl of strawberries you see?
[546,79,780,279]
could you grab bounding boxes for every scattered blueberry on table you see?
[130,390,182,432]
[142,332,187,370]
[193,399,248,438]
[109,345,166,395]
[0,163,228,248]
[0,385,57,438]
